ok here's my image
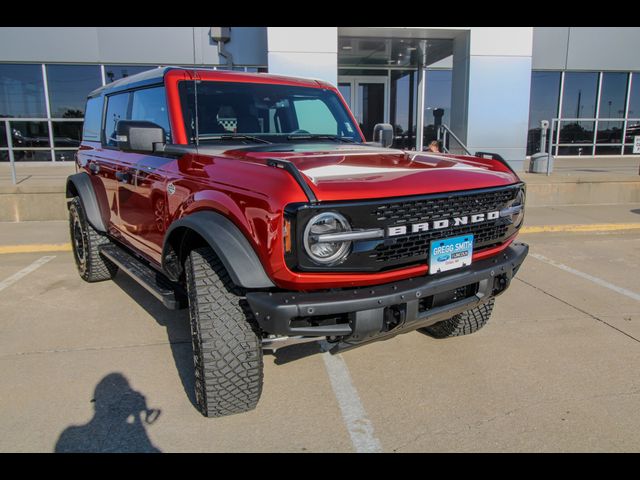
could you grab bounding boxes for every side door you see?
[117,86,174,261]
[92,91,132,236]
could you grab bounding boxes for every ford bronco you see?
[67,67,528,417]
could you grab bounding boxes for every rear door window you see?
[103,92,131,147]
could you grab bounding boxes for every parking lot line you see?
[530,252,640,302]
[0,256,56,293]
[520,223,640,234]
[0,244,71,255]
[321,348,383,453]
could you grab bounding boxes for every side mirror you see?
[116,120,165,153]
[373,123,394,148]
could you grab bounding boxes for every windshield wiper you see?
[286,134,356,143]
[197,134,271,144]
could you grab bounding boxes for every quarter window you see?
[82,97,103,142]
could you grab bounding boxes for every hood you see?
[225,144,521,202]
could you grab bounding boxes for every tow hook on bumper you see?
[247,242,529,353]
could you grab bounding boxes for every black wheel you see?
[184,246,263,417]
[419,299,495,339]
[68,197,118,282]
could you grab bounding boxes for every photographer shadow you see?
[55,372,162,453]
[111,272,196,408]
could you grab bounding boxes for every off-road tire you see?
[69,197,118,282]
[420,299,495,339]
[185,246,264,418]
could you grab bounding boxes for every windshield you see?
[178,81,362,144]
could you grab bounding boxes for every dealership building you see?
[1,26,639,172]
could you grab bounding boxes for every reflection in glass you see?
[423,70,452,148]
[390,70,416,149]
[82,97,102,142]
[559,120,594,144]
[9,121,50,147]
[0,150,51,162]
[131,87,171,142]
[557,145,592,156]
[527,71,561,155]
[53,122,83,148]
[358,83,385,141]
[626,73,640,119]
[104,93,130,147]
[595,145,623,155]
[46,65,102,118]
[626,121,640,144]
[338,83,351,108]
[0,64,46,118]
[596,121,624,143]
[561,72,598,119]
[104,65,157,85]
[599,72,628,119]
[54,150,77,161]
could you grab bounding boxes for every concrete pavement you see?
[0,204,639,452]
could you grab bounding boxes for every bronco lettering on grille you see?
[386,211,500,237]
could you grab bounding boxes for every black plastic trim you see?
[474,151,518,175]
[65,172,107,233]
[162,211,275,289]
[246,242,528,339]
[100,244,186,310]
[266,157,318,203]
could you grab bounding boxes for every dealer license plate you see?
[428,234,474,274]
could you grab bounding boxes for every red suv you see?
[67,67,528,417]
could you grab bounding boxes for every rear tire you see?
[184,246,263,417]
[68,197,118,282]
[419,299,495,339]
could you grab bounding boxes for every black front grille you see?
[371,222,510,263]
[374,188,517,224]
[369,187,519,264]
[289,183,523,273]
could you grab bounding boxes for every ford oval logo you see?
[437,254,450,262]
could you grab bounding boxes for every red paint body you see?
[79,68,522,291]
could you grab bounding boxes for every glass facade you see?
[390,70,417,149]
[47,65,102,118]
[527,71,561,155]
[528,70,640,156]
[0,63,266,162]
[423,69,452,147]
[0,64,47,118]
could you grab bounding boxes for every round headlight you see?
[512,189,525,228]
[303,212,352,265]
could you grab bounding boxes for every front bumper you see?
[247,242,528,352]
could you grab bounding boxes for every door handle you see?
[115,171,131,183]
[88,162,100,175]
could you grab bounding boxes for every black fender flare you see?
[65,172,107,232]
[162,211,275,289]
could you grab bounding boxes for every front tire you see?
[68,197,118,282]
[419,299,495,339]
[185,246,264,417]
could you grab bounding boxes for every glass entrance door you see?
[338,76,389,141]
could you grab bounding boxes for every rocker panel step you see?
[100,244,185,309]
